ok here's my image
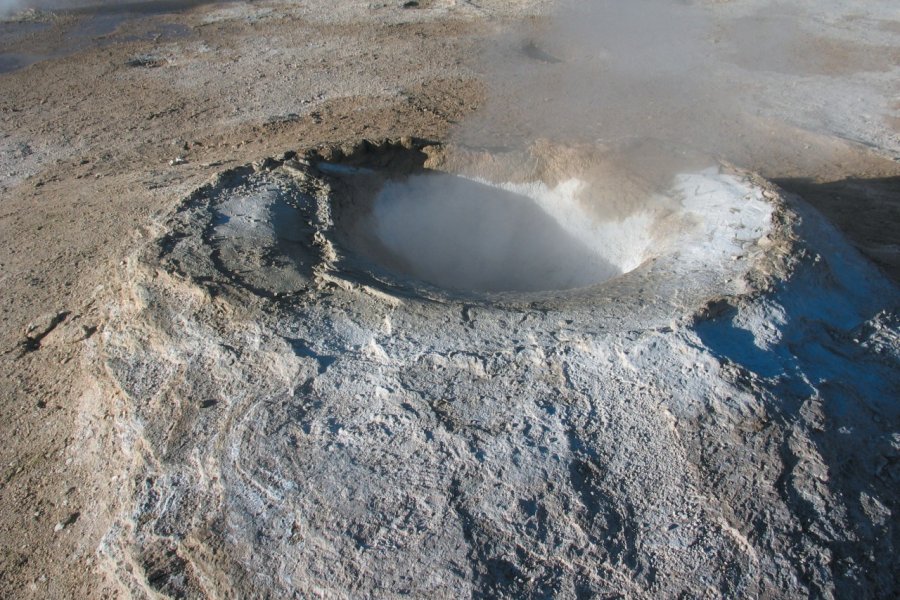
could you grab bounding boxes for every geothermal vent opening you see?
[344,172,658,294]
[297,140,776,303]
[367,174,645,293]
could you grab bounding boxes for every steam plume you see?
[456,0,898,175]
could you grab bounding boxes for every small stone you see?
[253,157,278,172]
[317,146,343,162]
[54,511,80,533]
[283,159,310,175]
[169,156,186,166]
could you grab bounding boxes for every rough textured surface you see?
[0,0,898,598]
[95,142,899,597]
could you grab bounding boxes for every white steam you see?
[499,177,657,275]
[362,168,772,295]
[370,174,625,292]
[458,0,731,151]
[457,0,900,171]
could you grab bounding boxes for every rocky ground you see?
[0,1,898,598]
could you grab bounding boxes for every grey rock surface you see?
[97,142,899,598]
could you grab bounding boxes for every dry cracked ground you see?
[0,1,899,598]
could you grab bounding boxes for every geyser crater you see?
[352,173,646,293]
[318,140,778,306]
[103,139,876,600]
[157,139,787,319]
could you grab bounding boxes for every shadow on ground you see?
[693,197,900,597]
[775,176,900,282]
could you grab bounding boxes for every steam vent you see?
[100,140,899,597]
